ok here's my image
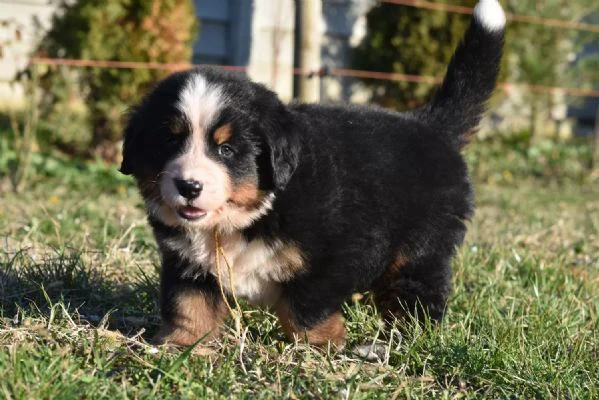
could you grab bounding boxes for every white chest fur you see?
[163,231,304,306]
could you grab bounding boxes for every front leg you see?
[275,270,354,349]
[153,251,227,347]
[276,299,346,348]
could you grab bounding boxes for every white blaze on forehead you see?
[156,71,232,220]
[177,72,225,135]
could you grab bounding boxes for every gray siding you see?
[193,0,253,66]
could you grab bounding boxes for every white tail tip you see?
[473,0,506,31]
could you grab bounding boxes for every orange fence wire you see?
[30,57,599,98]
[381,0,599,34]
[327,67,599,98]
[28,57,247,73]
[26,0,599,100]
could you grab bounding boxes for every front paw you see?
[277,303,347,349]
[151,324,216,348]
[149,325,217,356]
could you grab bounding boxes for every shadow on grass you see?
[0,249,160,336]
[0,249,305,347]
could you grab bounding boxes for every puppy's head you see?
[120,68,299,232]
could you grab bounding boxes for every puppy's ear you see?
[254,87,300,191]
[262,122,300,190]
[120,105,144,175]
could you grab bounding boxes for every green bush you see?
[36,0,197,160]
[465,134,594,185]
[352,1,598,135]
[353,0,477,110]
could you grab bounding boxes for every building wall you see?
[194,0,295,101]
[0,0,57,109]
[193,0,252,66]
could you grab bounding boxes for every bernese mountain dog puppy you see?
[120,0,505,348]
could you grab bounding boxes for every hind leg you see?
[373,253,453,326]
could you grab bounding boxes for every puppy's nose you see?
[174,179,203,200]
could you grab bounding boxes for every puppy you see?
[120,0,505,348]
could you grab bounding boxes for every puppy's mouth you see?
[177,205,207,221]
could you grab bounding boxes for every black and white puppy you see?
[120,0,505,347]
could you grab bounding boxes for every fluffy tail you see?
[418,0,506,147]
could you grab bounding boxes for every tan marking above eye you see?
[213,123,233,145]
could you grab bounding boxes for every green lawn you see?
[0,158,598,399]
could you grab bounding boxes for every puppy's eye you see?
[167,135,182,145]
[218,144,235,158]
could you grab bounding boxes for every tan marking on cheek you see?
[228,181,265,210]
[213,123,232,145]
[153,291,227,347]
[276,300,346,348]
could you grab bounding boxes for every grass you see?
[0,152,598,399]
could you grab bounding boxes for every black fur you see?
[121,14,504,340]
